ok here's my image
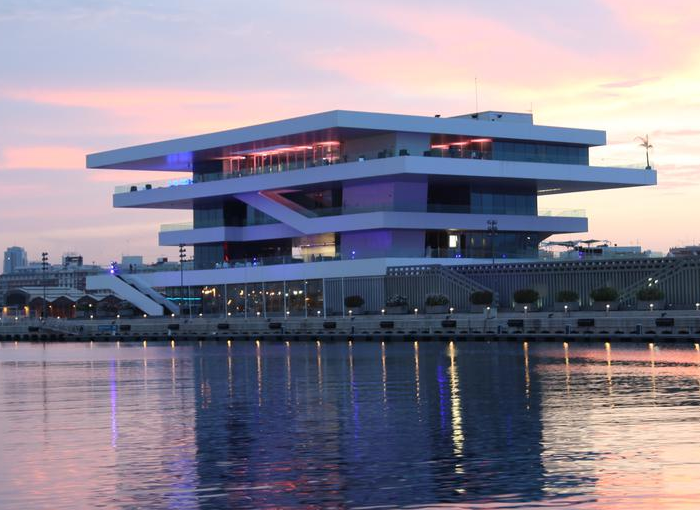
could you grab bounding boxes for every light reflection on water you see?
[1,340,700,509]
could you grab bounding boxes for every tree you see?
[635,134,653,169]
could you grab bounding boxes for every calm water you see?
[1,340,700,509]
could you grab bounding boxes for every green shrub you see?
[637,286,664,301]
[425,294,449,306]
[513,289,539,304]
[470,290,493,305]
[344,295,364,308]
[590,287,619,302]
[385,294,408,307]
[555,290,579,303]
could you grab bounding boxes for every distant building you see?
[121,255,144,268]
[62,253,84,267]
[669,245,700,258]
[0,253,104,306]
[556,245,656,260]
[3,246,27,274]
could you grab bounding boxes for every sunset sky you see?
[1,0,699,265]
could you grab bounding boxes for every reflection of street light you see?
[487,220,498,305]
[41,252,48,319]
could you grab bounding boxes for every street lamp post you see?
[41,252,48,320]
[178,244,187,318]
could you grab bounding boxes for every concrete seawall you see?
[2,311,700,343]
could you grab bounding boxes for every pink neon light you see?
[431,144,449,149]
[317,141,341,146]
[470,138,492,143]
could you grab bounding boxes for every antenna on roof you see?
[474,76,479,112]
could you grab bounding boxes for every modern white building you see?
[86,110,656,315]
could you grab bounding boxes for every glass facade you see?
[426,137,588,165]
[192,142,342,182]
[492,141,588,165]
[163,279,324,317]
[193,200,278,229]
[470,189,536,215]
[426,230,541,259]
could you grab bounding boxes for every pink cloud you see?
[0,145,87,170]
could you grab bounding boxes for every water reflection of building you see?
[189,341,601,507]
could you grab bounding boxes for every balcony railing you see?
[160,222,194,232]
[114,149,654,196]
[159,208,584,232]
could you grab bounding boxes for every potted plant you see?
[590,287,619,311]
[554,290,579,312]
[344,295,365,315]
[385,294,408,314]
[425,294,449,314]
[636,286,665,311]
[469,290,493,313]
[513,288,539,311]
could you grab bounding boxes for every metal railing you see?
[113,150,654,196]
[159,209,585,233]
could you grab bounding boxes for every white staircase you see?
[121,274,180,315]
[86,274,165,316]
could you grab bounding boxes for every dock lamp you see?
[449,307,454,315]
[564,304,569,316]
[178,244,186,317]
[696,302,699,311]
[649,303,654,312]
[414,307,419,316]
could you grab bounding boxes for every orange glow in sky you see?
[1,0,699,263]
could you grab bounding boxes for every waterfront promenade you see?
[2,310,700,343]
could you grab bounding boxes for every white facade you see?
[86,109,657,307]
